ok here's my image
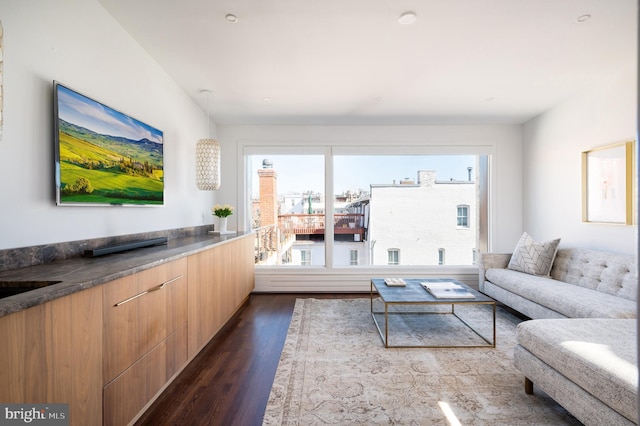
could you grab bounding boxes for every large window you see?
[248,149,488,268]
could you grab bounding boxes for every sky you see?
[250,154,476,196]
[56,83,163,144]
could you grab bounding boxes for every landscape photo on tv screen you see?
[54,82,164,206]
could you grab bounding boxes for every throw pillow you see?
[507,232,561,276]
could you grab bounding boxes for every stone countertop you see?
[0,232,252,318]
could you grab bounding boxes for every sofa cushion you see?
[482,281,568,320]
[508,232,560,276]
[516,319,638,423]
[485,268,637,318]
[551,248,637,302]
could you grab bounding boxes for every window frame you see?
[240,142,491,289]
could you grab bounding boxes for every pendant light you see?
[195,90,220,190]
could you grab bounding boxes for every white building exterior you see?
[280,193,327,214]
[291,241,325,266]
[368,170,477,266]
[265,169,477,268]
[292,240,370,267]
[333,241,369,266]
[281,194,305,214]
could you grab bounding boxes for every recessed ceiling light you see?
[485,96,495,102]
[263,97,272,102]
[398,11,417,25]
[225,14,238,23]
[375,97,383,102]
[576,14,591,23]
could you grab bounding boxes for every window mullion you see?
[325,148,334,269]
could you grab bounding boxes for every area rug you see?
[262,298,582,425]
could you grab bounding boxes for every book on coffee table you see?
[420,281,475,299]
[384,278,406,287]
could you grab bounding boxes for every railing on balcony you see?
[278,213,365,236]
[254,224,277,264]
[254,224,296,265]
[255,213,366,265]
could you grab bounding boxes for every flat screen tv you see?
[54,81,164,206]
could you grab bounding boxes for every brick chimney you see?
[258,159,278,226]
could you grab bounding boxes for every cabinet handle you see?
[114,274,184,307]
[157,275,183,289]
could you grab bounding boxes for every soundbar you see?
[84,237,168,257]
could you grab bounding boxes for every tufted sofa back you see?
[551,248,637,302]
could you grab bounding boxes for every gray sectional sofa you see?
[479,247,638,425]
[479,248,637,320]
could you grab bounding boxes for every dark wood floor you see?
[135,293,368,426]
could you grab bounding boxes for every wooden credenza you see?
[0,234,255,426]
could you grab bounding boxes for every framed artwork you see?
[582,140,636,224]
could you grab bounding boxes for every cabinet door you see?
[187,235,255,359]
[0,286,102,426]
[187,248,216,358]
[238,235,256,302]
[223,235,255,313]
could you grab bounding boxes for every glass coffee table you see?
[370,278,496,348]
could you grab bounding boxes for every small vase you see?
[218,216,228,233]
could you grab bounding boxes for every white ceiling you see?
[98,0,637,125]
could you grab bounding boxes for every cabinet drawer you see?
[103,258,187,384]
[103,324,188,426]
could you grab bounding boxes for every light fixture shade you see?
[195,138,220,190]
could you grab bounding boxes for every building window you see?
[387,249,399,265]
[457,205,469,228]
[300,250,312,266]
[438,248,445,265]
[472,248,477,265]
[350,250,359,265]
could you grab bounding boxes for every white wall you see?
[218,124,523,252]
[0,0,217,249]
[522,63,637,255]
